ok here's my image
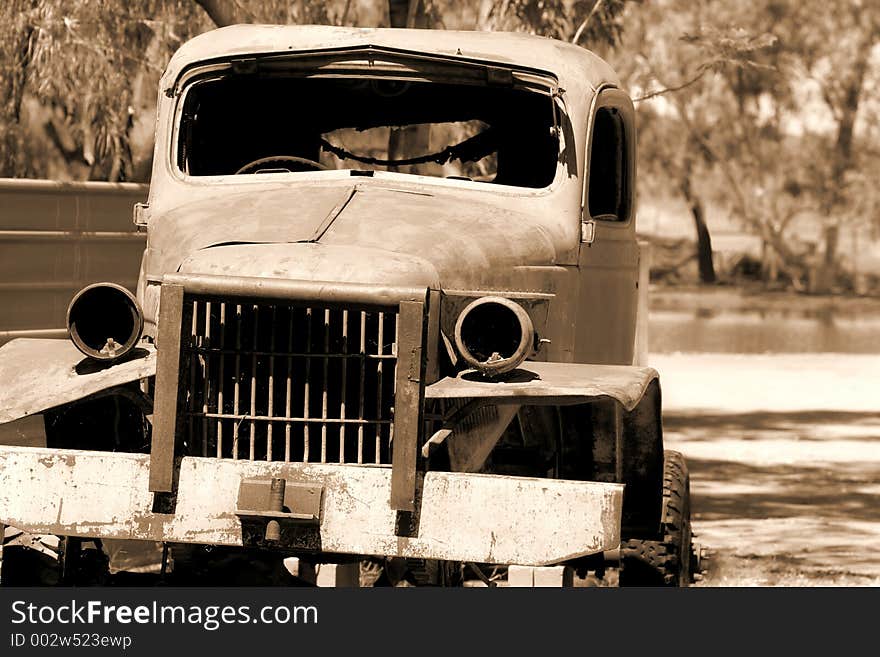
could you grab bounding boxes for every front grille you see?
[179,297,399,465]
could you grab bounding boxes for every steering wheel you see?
[235,155,329,175]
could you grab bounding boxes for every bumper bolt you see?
[264,478,286,542]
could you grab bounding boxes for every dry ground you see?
[652,353,880,586]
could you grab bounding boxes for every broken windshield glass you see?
[177,74,560,188]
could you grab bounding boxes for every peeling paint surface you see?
[0,446,621,565]
[179,243,441,290]
[0,339,155,424]
[146,183,579,294]
[426,361,658,412]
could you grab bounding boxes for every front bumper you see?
[0,445,622,566]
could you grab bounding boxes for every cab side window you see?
[587,97,633,222]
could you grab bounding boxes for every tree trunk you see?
[761,239,779,284]
[815,15,875,292]
[477,0,496,29]
[691,198,716,284]
[388,0,426,28]
[194,0,242,27]
[816,223,840,293]
[0,1,38,177]
[388,0,410,27]
[679,162,716,284]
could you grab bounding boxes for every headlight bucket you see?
[453,296,534,375]
[67,282,144,361]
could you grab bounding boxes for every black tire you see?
[619,450,693,586]
[0,533,109,587]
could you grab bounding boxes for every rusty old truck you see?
[0,25,701,586]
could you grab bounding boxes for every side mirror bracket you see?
[133,202,149,231]
[581,219,595,245]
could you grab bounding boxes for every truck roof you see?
[163,24,621,102]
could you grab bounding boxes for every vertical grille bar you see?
[390,300,425,511]
[249,305,258,460]
[303,307,311,463]
[232,304,242,460]
[216,303,226,458]
[388,312,398,461]
[267,305,276,461]
[148,283,185,493]
[375,311,384,465]
[321,308,329,464]
[357,311,366,465]
[339,309,348,464]
[188,301,198,452]
[284,308,293,463]
[200,301,211,457]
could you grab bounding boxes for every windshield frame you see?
[166,49,572,196]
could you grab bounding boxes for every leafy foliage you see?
[475,0,626,46]
[619,0,880,290]
[0,1,212,179]
[0,0,366,180]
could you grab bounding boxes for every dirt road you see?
[652,353,880,586]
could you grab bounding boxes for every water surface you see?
[650,310,880,354]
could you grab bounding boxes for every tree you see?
[768,0,880,291]
[620,0,742,284]
[0,1,37,177]
[0,1,212,180]
[0,0,629,183]
[476,0,626,49]
[0,0,365,182]
[620,0,880,290]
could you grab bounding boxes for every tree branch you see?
[572,0,605,46]
[339,0,353,26]
[633,65,710,102]
[62,17,164,73]
[193,0,239,28]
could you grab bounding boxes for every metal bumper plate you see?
[0,446,622,566]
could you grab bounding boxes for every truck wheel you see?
[0,532,109,586]
[619,450,693,586]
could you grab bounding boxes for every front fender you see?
[425,361,658,410]
[0,338,155,425]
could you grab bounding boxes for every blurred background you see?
[1,0,878,585]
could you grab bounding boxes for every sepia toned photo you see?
[0,0,877,593]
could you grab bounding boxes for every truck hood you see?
[148,183,565,288]
[179,242,441,289]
